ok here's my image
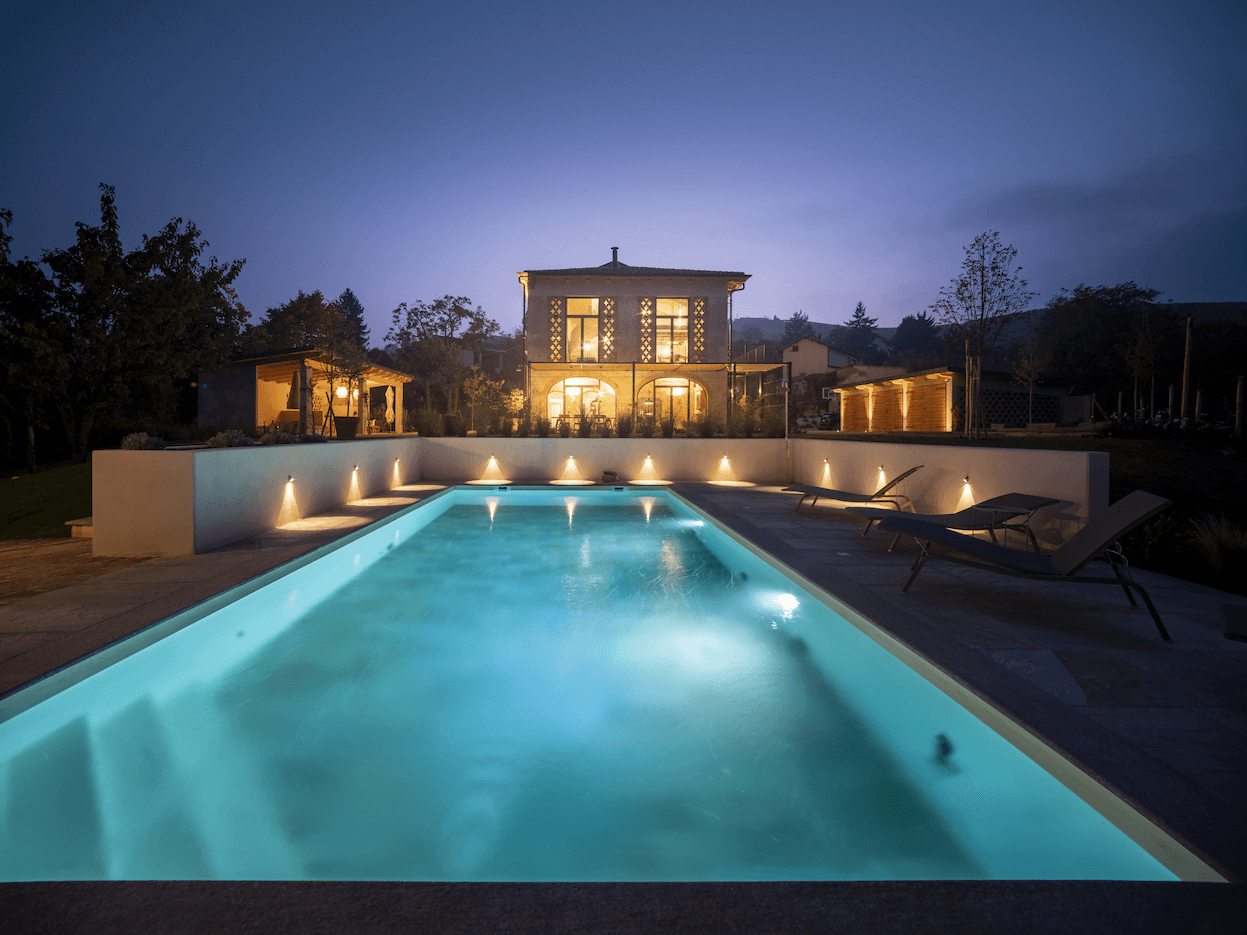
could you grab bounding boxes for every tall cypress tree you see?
[337,288,370,350]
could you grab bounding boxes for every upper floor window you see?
[655,298,688,363]
[567,297,599,362]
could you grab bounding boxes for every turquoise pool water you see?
[0,489,1182,881]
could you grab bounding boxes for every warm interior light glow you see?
[336,387,348,399]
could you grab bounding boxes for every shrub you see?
[258,429,298,445]
[576,418,592,438]
[765,418,785,438]
[640,416,656,438]
[299,433,329,443]
[598,420,613,438]
[1187,513,1247,571]
[444,414,466,437]
[410,409,443,437]
[120,432,166,450]
[616,413,633,438]
[206,429,256,448]
[536,418,551,438]
[697,417,719,438]
[660,415,676,439]
[518,416,532,437]
[559,420,571,438]
[500,417,513,437]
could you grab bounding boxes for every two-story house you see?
[518,250,771,425]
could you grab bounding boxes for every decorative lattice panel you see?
[601,297,615,361]
[691,297,706,363]
[980,387,1060,426]
[639,297,653,363]
[548,297,564,362]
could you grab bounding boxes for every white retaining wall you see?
[792,438,1108,546]
[93,436,1107,556]
[417,437,788,485]
[94,439,421,556]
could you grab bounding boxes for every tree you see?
[1040,283,1164,397]
[386,295,499,411]
[336,288,369,349]
[461,367,506,432]
[929,232,1036,437]
[841,302,879,361]
[1010,319,1048,425]
[782,310,816,345]
[6,184,248,462]
[891,312,941,369]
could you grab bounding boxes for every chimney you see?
[611,246,618,267]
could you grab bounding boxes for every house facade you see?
[519,250,770,425]
[782,337,859,376]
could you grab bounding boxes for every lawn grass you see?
[1,462,92,539]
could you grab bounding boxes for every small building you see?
[518,249,776,426]
[834,367,1093,433]
[198,347,414,436]
[782,337,859,375]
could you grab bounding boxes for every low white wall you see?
[418,437,789,485]
[94,439,422,556]
[792,438,1108,545]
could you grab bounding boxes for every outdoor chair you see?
[783,465,924,514]
[848,492,1059,552]
[876,490,1173,642]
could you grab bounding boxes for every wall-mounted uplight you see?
[287,475,294,484]
[964,475,971,484]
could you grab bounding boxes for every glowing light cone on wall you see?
[347,465,363,503]
[551,455,591,485]
[821,458,832,487]
[276,476,301,526]
[392,458,402,489]
[955,474,976,513]
[468,455,510,484]
[631,455,670,485]
[709,453,753,486]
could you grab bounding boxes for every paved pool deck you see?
[1,481,1245,933]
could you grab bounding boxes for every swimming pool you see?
[0,488,1214,881]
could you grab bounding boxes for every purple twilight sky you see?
[3,0,1244,339]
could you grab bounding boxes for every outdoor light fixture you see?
[336,387,348,398]
[964,475,971,484]
[287,475,294,484]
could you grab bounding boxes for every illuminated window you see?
[547,377,616,421]
[637,377,705,425]
[655,298,688,362]
[566,298,599,362]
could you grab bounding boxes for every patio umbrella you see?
[386,386,395,429]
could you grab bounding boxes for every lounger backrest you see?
[1049,491,1171,576]
[871,465,924,498]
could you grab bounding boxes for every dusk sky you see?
[4,0,1244,339]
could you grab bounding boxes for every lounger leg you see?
[888,532,902,552]
[1131,582,1173,643]
[1107,558,1140,608]
[901,542,930,593]
[861,519,878,538]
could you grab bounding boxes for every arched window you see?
[547,378,616,421]
[636,377,706,425]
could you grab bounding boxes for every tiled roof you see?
[523,260,748,278]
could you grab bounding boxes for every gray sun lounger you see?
[848,492,1059,551]
[876,490,1173,642]
[783,465,924,514]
